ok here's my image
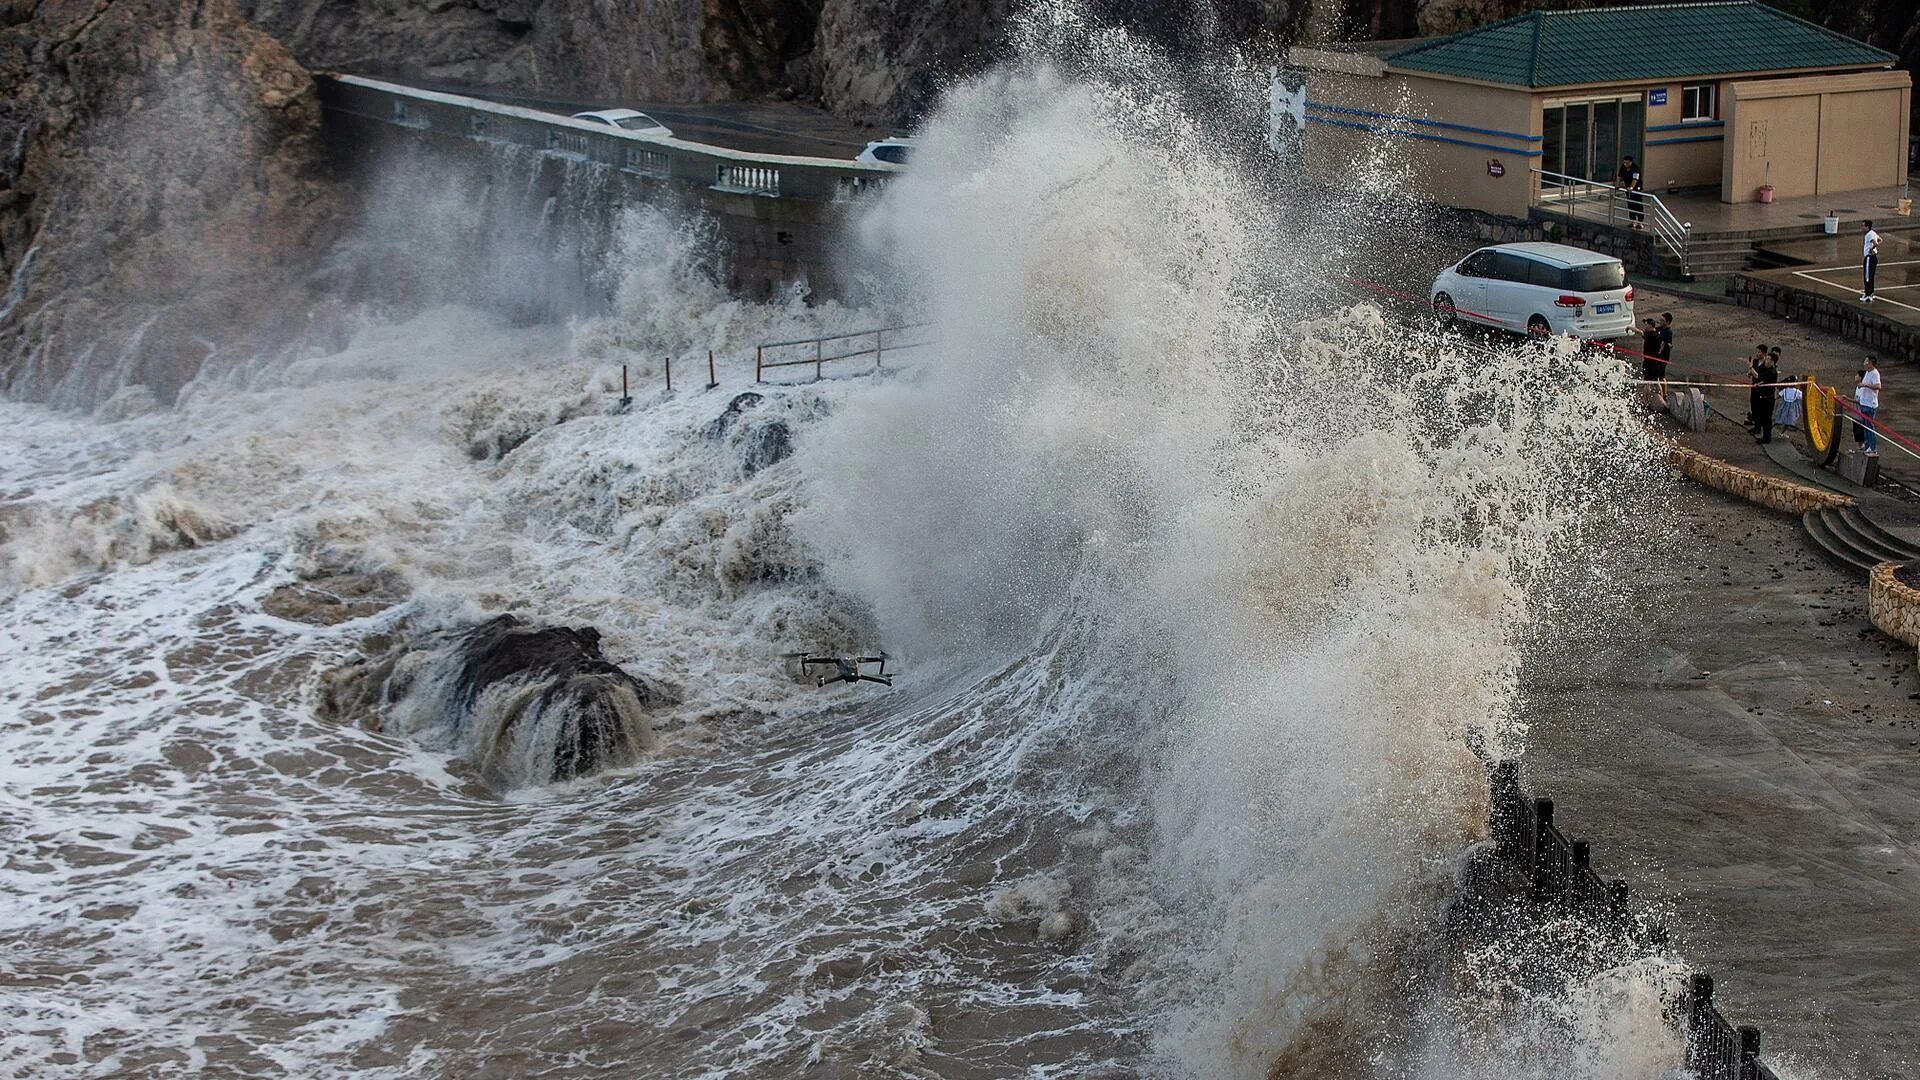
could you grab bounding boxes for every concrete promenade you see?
[1519,286,1920,1078]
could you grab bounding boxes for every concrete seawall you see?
[1730,274,1920,364]
[317,75,881,304]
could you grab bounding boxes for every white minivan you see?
[1430,242,1634,339]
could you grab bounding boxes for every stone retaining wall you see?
[1667,444,1856,514]
[1435,206,1668,277]
[1730,275,1920,363]
[1867,563,1920,645]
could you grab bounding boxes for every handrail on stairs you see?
[1532,167,1692,276]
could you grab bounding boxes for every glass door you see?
[1542,97,1644,191]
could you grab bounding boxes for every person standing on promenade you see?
[1754,349,1780,444]
[1618,155,1645,229]
[1861,221,1881,302]
[1858,356,1882,454]
[1747,343,1769,428]
[1659,312,1674,364]
[1640,318,1663,376]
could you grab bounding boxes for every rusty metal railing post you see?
[707,349,717,389]
[664,356,672,392]
[875,329,884,370]
[815,337,823,382]
[755,345,763,383]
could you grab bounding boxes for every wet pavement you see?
[1516,285,1920,1078]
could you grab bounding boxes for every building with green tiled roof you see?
[1286,1,1909,218]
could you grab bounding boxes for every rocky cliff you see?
[0,0,340,405]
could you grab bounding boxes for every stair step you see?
[1823,513,1909,566]
[1801,511,1880,575]
[1836,505,1920,562]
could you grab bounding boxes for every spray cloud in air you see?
[797,5,1671,1074]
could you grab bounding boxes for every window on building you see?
[1681,83,1717,122]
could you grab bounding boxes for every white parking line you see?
[1791,263,1920,314]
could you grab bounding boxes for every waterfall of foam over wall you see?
[796,14,1671,1075]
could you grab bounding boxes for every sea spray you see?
[0,11,1687,1080]
[797,18,1670,1075]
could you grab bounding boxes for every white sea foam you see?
[0,9,1710,1079]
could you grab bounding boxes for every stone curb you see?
[1867,562,1920,645]
[1667,444,1856,514]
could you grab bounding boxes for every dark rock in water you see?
[705,391,766,440]
[704,392,791,475]
[740,419,793,476]
[449,615,662,783]
[322,614,665,788]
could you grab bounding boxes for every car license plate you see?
[1595,303,1618,314]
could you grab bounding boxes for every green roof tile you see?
[1387,1,1896,88]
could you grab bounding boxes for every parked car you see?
[1430,242,1634,339]
[571,109,671,137]
[856,137,915,166]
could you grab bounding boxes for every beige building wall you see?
[1290,54,1539,218]
[1639,78,1725,191]
[1722,70,1912,202]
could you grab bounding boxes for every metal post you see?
[1738,1027,1762,1080]
[1530,797,1555,898]
[1489,761,1520,852]
[815,337,824,382]
[1608,879,1632,930]
[1686,972,1715,1069]
[755,345,763,383]
[707,349,717,389]
[875,329,884,369]
[665,356,672,392]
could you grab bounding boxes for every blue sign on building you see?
[1649,88,1668,106]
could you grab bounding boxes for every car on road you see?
[571,109,672,137]
[1430,242,1634,339]
[856,137,915,166]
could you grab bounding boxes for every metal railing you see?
[755,323,935,382]
[1481,761,1779,1080]
[1533,167,1692,274]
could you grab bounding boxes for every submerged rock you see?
[704,391,766,440]
[322,614,667,788]
[740,419,793,475]
[705,392,793,476]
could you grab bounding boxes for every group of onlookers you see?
[1742,344,1883,454]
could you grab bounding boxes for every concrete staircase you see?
[1682,222,1843,282]
[1800,504,1920,575]
[1683,235,1758,278]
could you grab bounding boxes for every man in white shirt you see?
[1861,221,1881,302]
[1857,356,1882,454]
